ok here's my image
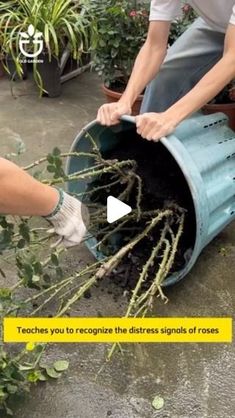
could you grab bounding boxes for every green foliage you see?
[46,147,66,179]
[93,1,197,89]
[0,0,96,94]
[0,341,69,416]
[0,147,71,414]
[0,139,185,412]
[92,0,149,88]
[0,343,42,415]
[169,4,197,45]
[0,218,14,253]
[0,240,67,411]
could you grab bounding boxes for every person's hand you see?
[135,112,178,141]
[46,191,89,248]
[97,101,132,126]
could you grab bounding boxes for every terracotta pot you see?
[102,84,143,116]
[203,103,235,131]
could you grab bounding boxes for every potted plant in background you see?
[0,59,4,77]
[92,0,149,115]
[93,1,198,115]
[0,47,4,78]
[0,5,3,77]
[0,0,95,97]
[0,1,17,79]
[168,3,197,45]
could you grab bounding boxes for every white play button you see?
[107,196,132,224]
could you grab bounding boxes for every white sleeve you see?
[229,5,235,25]
[149,0,182,21]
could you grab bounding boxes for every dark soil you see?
[107,80,126,94]
[106,80,145,95]
[89,128,196,289]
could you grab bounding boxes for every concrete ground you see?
[0,72,234,418]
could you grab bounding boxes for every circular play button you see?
[107,196,132,224]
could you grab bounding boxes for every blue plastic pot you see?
[66,113,235,286]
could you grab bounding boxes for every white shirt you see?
[150,0,235,32]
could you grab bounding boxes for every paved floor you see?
[0,73,234,418]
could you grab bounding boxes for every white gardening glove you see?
[45,190,89,248]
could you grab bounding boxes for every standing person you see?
[97,1,235,141]
[0,158,87,247]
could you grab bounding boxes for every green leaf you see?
[0,288,12,300]
[39,362,47,369]
[152,396,164,410]
[19,365,34,371]
[19,222,30,242]
[52,147,61,156]
[47,154,55,164]
[6,407,13,416]
[0,217,8,228]
[51,253,59,266]
[32,275,40,283]
[6,384,18,394]
[43,273,51,284]
[17,239,26,249]
[38,372,47,382]
[27,371,41,383]
[24,263,34,281]
[47,165,56,173]
[56,267,63,279]
[53,360,69,372]
[99,39,105,47]
[55,158,62,168]
[46,367,62,379]
[34,261,43,275]
[0,388,6,399]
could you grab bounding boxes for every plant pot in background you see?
[0,59,4,77]
[37,53,61,98]
[203,103,235,131]
[5,55,27,80]
[102,84,143,116]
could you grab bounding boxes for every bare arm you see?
[0,158,58,216]
[121,21,170,107]
[165,24,235,123]
[97,21,170,125]
[0,158,88,247]
[136,24,235,141]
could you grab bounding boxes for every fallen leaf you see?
[46,367,62,379]
[53,360,69,372]
[152,395,164,410]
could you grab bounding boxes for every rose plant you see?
[92,0,149,90]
